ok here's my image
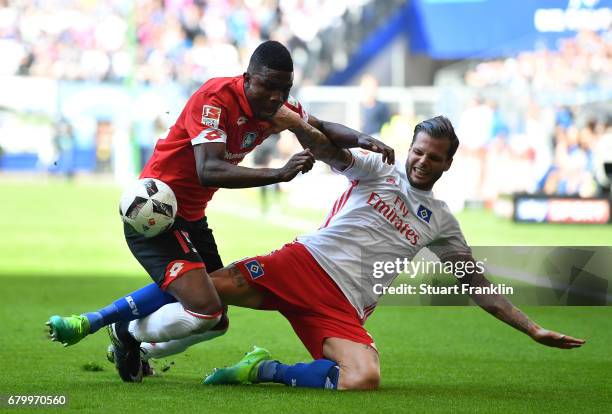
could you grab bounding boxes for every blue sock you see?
[84,283,176,333]
[256,359,339,389]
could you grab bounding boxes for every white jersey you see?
[297,149,471,321]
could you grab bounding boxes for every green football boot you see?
[46,315,90,346]
[203,346,271,385]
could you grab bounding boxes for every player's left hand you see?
[529,327,586,349]
[357,134,395,165]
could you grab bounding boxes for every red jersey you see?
[141,76,308,221]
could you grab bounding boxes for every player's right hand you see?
[529,326,586,349]
[277,149,315,182]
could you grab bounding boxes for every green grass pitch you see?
[1,178,610,413]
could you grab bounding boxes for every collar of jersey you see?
[234,76,254,118]
[407,183,433,197]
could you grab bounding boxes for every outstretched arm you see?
[291,118,353,171]
[269,106,394,171]
[307,114,395,165]
[447,254,586,349]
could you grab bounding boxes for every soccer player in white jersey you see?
[196,115,584,390]
[60,112,586,389]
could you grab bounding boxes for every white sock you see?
[127,302,222,343]
[140,328,228,360]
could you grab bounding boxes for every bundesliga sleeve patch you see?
[244,259,265,279]
[202,105,222,128]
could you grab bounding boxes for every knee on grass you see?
[339,363,380,390]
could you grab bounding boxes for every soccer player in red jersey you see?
[46,41,394,382]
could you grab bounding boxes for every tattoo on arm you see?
[290,121,351,170]
[229,266,246,288]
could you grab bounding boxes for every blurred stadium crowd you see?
[0,0,379,86]
[464,31,612,92]
[455,29,612,201]
[451,97,612,204]
[0,0,611,208]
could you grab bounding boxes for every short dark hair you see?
[412,116,459,158]
[247,41,293,73]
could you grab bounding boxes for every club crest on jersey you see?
[244,260,264,279]
[417,204,432,223]
[241,132,257,149]
[202,105,221,128]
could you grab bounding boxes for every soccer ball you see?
[119,178,177,238]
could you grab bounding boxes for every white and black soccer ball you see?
[119,178,177,238]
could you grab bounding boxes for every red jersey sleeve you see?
[284,95,309,122]
[186,92,229,146]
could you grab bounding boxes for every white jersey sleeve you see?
[335,149,391,181]
[426,202,472,261]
